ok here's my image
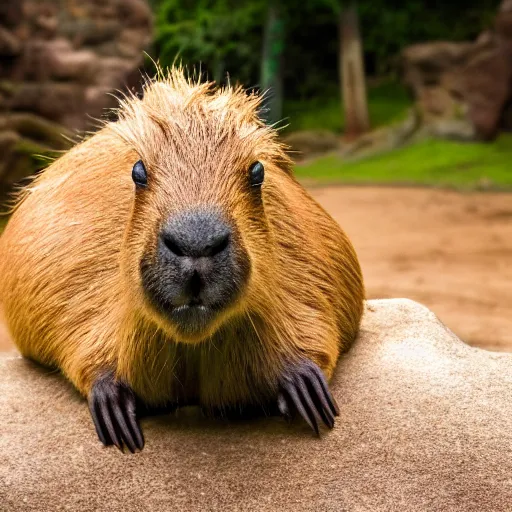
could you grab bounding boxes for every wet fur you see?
[0,68,364,411]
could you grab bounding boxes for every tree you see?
[154,0,264,83]
[260,2,286,125]
[150,0,500,134]
[339,1,370,138]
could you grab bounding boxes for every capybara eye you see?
[132,160,148,188]
[249,161,264,187]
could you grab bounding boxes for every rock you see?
[95,57,140,88]
[118,0,153,29]
[0,2,23,28]
[463,48,512,140]
[0,113,73,194]
[0,0,152,198]
[497,0,512,46]
[7,82,87,126]
[402,42,476,89]
[401,0,512,141]
[426,117,477,140]
[0,113,73,149]
[0,130,20,183]
[62,18,122,47]
[402,42,491,140]
[1,299,511,511]
[283,130,341,162]
[340,108,423,159]
[117,28,153,59]
[0,129,19,152]
[37,38,99,83]
[0,27,21,56]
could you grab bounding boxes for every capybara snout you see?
[160,208,232,260]
[141,207,250,340]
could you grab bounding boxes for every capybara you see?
[0,68,364,452]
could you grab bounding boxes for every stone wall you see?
[401,0,512,141]
[0,0,152,196]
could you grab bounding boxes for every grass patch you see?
[295,135,512,190]
[283,80,411,133]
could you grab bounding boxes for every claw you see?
[101,399,122,450]
[88,372,144,453]
[111,400,136,453]
[277,359,338,434]
[305,373,335,428]
[312,366,340,416]
[282,380,319,434]
[126,398,145,450]
[90,399,109,446]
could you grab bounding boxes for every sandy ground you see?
[310,186,512,352]
[0,186,510,353]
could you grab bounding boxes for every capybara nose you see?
[151,208,242,314]
[160,209,231,260]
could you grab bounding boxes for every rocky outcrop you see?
[402,0,512,141]
[2,299,511,511]
[0,0,152,198]
[284,110,423,164]
[282,130,341,162]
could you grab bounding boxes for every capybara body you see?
[0,69,364,451]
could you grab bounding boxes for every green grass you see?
[283,81,411,133]
[295,135,512,190]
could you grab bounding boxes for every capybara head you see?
[112,70,291,343]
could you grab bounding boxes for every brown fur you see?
[0,68,364,409]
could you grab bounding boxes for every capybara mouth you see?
[168,303,219,335]
[138,207,251,339]
[139,246,250,339]
[139,263,233,336]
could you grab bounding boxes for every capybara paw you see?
[277,359,340,435]
[88,372,144,453]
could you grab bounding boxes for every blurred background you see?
[0,0,511,352]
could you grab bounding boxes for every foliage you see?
[359,0,500,75]
[283,80,411,132]
[154,0,265,83]
[152,0,501,102]
[294,135,512,190]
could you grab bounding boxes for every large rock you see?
[402,0,512,141]
[0,113,73,195]
[0,0,152,199]
[1,299,511,511]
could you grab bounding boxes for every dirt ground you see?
[310,186,512,352]
[0,186,511,353]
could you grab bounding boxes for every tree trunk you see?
[260,3,285,125]
[339,1,370,138]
